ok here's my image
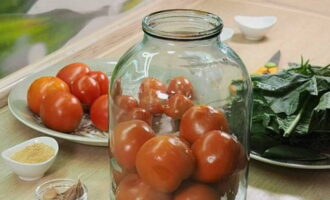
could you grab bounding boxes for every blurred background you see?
[0,0,148,78]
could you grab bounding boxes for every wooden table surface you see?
[1,0,330,199]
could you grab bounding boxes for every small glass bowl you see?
[35,178,88,200]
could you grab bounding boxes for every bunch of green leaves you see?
[249,59,330,160]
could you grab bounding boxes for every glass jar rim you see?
[142,9,223,41]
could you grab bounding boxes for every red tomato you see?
[111,160,135,185]
[236,143,248,171]
[136,135,195,193]
[116,107,153,126]
[90,95,109,131]
[71,75,101,105]
[139,77,167,98]
[116,174,172,200]
[87,71,109,95]
[27,76,70,114]
[167,76,193,99]
[39,91,83,132]
[174,182,219,200]
[192,130,240,183]
[164,94,193,119]
[112,79,122,98]
[139,89,168,114]
[115,95,138,111]
[180,105,229,144]
[217,173,240,199]
[112,120,155,170]
[56,62,90,85]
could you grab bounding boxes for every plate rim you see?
[250,152,330,169]
[7,59,116,146]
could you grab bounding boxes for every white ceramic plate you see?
[8,59,116,146]
[250,152,330,169]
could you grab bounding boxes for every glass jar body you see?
[109,11,252,200]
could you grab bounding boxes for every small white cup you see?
[1,136,59,181]
[234,15,277,40]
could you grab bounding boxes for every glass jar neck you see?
[142,9,223,41]
[142,33,220,46]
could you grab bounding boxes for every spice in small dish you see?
[42,180,85,200]
[11,143,54,163]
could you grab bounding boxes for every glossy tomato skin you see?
[139,89,168,114]
[164,94,193,120]
[116,174,172,200]
[174,182,219,200]
[167,76,193,99]
[39,91,83,132]
[216,173,240,199]
[192,130,240,183]
[112,79,122,98]
[56,62,90,86]
[113,120,155,170]
[115,95,138,111]
[180,105,229,144]
[136,135,195,193]
[27,76,70,115]
[87,71,109,95]
[116,107,153,126]
[71,75,101,105]
[139,77,167,98]
[138,78,168,114]
[90,95,109,131]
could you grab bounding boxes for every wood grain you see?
[1,0,330,199]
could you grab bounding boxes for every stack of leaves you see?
[250,59,330,160]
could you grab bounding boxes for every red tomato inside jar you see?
[109,9,251,200]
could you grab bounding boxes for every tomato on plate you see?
[164,94,193,119]
[90,95,109,131]
[139,77,167,98]
[180,105,229,144]
[136,135,195,193]
[167,76,193,99]
[27,76,70,114]
[115,95,138,111]
[56,62,90,86]
[87,71,109,95]
[112,120,155,170]
[116,107,153,126]
[116,174,172,200]
[39,91,83,132]
[192,130,240,183]
[174,182,219,200]
[71,75,101,105]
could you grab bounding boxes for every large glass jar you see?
[109,9,252,200]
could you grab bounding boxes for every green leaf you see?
[0,6,109,77]
[121,0,143,12]
[0,0,37,14]
[314,75,330,93]
[310,92,330,132]
[251,133,281,154]
[263,145,328,161]
[252,71,310,93]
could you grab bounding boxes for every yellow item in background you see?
[254,62,278,75]
[11,143,54,163]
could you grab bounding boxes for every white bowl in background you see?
[234,15,277,40]
[1,136,59,181]
[220,27,234,42]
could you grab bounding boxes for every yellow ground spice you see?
[11,143,54,164]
